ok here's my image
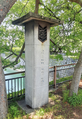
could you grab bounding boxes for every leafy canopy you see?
[0,0,82,68]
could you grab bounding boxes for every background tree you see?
[0,0,35,69]
[69,0,82,6]
[0,0,17,119]
[1,0,82,97]
[67,0,82,96]
[0,2,82,118]
[1,0,82,69]
[0,0,17,24]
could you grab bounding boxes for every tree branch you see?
[20,0,29,16]
[69,0,82,7]
[15,42,25,62]
[3,54,13,61]
[40,2,61,21]
[3,42,25,69]
[50,39,62,54]
[34,0,40,14]
[0,0,17,24]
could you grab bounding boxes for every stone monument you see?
[12,12,61,108]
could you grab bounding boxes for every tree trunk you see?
[34,0,40,14]
[0,54,8,119]
[69,0,82,7]
[0,0,17,24]
[70,48,82,96]
[0,0,17,118]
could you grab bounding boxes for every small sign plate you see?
[38,25,47,43]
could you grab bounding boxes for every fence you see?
[49,63,76,88]
[5,71,25,100]
[5,63,76,100]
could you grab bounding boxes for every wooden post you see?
[54,66,56,88]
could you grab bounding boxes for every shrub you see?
[63,89,82,106]
[36,108,45,116]
[63,89,69,102]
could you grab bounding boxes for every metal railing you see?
[5,63,76,100]
[49,63,76,87]
[5,71,25,100]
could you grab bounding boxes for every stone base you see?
[17,97,55,115]
[17,99,35,114]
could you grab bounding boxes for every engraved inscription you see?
[41,50,44,83]
[41,68,44,83]
[41,50,44,64]
[38,25,47,43]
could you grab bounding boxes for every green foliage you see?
[46,0,82,57]
[7,89,25,99]
[7,95,25,119]
[0,0,35,69]
[63,89,69,102]
[50,55,56,59]
[57,76,73,83]
[49,75,73,85]
[36,108,45,116]
[69,55,79,60]
[63,88,82,107]
[68,90,82,106]
[8,102,20,118]
[8,104,20,118]
[1,0,82,68]
[68,93,78,106]
[49,80,54,85]
[50,54,63,60]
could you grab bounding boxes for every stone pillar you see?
[12,12,61,108]
[25,21,50,108]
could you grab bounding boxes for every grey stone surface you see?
[12,12,62,109]
[17,99,35,114]
[12,12,62,26]
[25,20,50,108]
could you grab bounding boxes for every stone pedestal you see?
[12,12,61,108]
